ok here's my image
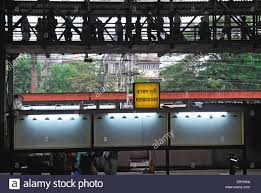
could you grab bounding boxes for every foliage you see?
[14,54,43,93]
[160,53,261,91]
[44,61,104,93]
[13,53,261,94]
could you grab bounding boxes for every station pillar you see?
[0,0,7,151]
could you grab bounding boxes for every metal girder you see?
[6,1,261,17]
[5,0,261,54]
[6,40,261,54]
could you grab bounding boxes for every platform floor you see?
[3,169,261,175]
[114,169,261,175]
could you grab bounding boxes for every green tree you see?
[14,54,43,94]
[69,61,104,92]
[44,61,104,93]
[44,63,78,93]
[160,53,261,91]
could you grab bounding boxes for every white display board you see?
[171,112,243,146]
[14,114,92,150]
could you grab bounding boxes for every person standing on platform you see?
[21,17,31,41]
[174,13,181,40]
[81,17,88,42]
[47,10,58,42]
[222,15,231,40]
[115,16,123,42]
[78,152,98,175]
[156,16,164,41]
[135,16,142,41]
[64,13,73,42]
[198,15,211,40]
[241,16,248,40]
[96,19,104,42]
[103,151,118,175]
[147,12,156,42]
[35,18,44,42]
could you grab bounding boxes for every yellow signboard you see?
[133,82,160,109]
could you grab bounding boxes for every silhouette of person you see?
[147,12,156,42]
[135,16,142,41]
[198,16,211,40]
[64,13,73,42]
[115,16,123,41]
[47,10,58,42]
[241,16,248,40]
[35,18,44,42]
[156,16,164,41]
[81,17,88,42]
[96,19,104,42]
[21,17,31,41]
[222,15,231,40]
[174,13,181,40]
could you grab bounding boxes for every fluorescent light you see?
[27,114,80,121]
[173,112,228,119]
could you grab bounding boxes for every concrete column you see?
[0,0,6,151]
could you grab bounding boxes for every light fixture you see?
[83,117,88,120]
[97,116,102,119]
[197,115,201,118]
[122,116,127,119]
[32,117,37,121]
[185,115,190,118]
[110,116,115,119]
[221,114,226,118]
[19,117,24,120]
[233,114,238,118]
[209,115,213,119]
[172,115,177,118]
[45,117,50,120]
[71,117,75,120]
[58,117,63,120]
[134,116,139,119]
[158,115,164,118]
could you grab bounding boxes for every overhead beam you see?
[6,41,261,54]
[7,1,259,17]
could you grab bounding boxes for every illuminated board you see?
[133,82,160,109]
[14,114,91,150]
